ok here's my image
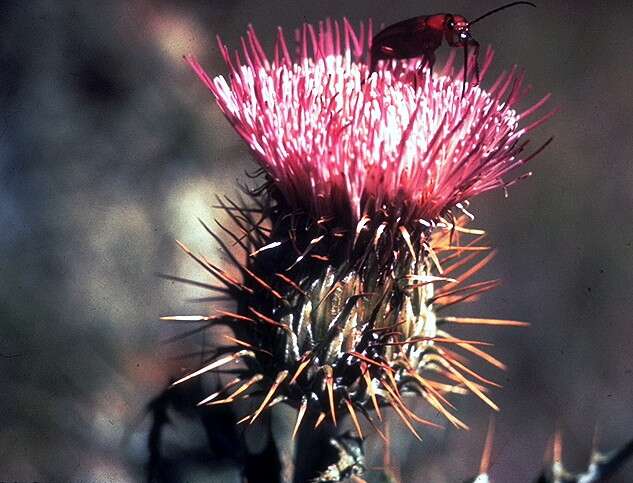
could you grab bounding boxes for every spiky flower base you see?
[164,183,526,456]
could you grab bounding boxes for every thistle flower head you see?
[189,19,551,226]
[167,19,551,471]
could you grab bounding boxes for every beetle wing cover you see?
[372,16,428,46]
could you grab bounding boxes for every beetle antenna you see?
[469,1,536,26]
[473,41,480,85]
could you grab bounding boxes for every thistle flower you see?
[189,19,552,226]
[165,18,552,480]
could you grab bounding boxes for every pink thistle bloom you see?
[188,19,552,225]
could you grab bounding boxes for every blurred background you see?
[1,0,632,481]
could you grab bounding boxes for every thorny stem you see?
[292,418,339,483]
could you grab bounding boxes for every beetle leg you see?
[472,40,480,85]
[417,50,435,81]
[462,43,468,98]
[426,51,436,77]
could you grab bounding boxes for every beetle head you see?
[445,15,475,47]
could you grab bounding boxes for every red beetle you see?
[370,1,536,93]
